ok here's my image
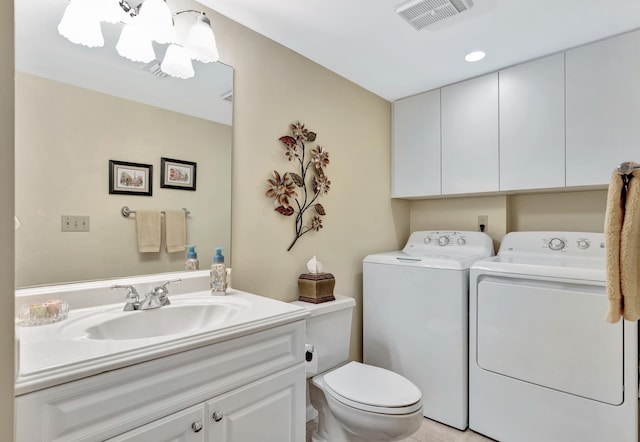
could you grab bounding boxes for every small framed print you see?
[160,157,197,191]
[109,160,153,196]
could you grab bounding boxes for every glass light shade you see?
[58,0,104,48]
[116,23,156,63]
[161,44,195,79]
[94,0,131,24]
[184,16,219,63]
[136,0,175,44]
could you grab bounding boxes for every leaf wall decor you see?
[266,121,331,251]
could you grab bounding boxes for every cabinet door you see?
[566,30,640,186]
[206,365,305,442]
[106,404,205,442]
[441,73,499,195]
[499,53,565,191]
[392,89,441,197]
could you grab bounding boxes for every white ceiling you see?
[203,0,640,101]
[15,0,234,125]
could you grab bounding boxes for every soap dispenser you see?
[185,245,199,271]
[210,247,227,295]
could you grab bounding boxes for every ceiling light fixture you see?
[57,0,220,80]
[465,50,486,62]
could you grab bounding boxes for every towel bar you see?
[121,206,190,218]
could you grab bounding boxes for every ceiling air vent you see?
[395,0,473,30]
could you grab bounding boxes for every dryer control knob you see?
[577,240,590,249]
[457,237,466,245]
[438,236,449,246]
[548,238,565,251]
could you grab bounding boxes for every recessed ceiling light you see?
[465,51,486,62]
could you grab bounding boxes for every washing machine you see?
[363,230,494,430]
[469,231,638,442]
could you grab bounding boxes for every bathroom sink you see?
[85,303,243,340]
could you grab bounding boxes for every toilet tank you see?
[291,296,355,376]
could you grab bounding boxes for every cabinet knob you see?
[212,411,224,422]
[191,421,203,433]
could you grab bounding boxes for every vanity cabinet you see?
[499,53,566,191]
[107,366,304,442]
[15,321,306,442]
[565,30,640,187]
[441,72,499,195]
[106,404,206,442]
[392,89,441,197]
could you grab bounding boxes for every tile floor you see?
[306,417,495,441]
[398,418,495,442]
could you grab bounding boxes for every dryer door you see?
[476,276,623,405]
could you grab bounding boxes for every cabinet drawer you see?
[16,321,305,442]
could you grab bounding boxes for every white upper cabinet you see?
[499,53,566,191]
[441,73,499,195]
[566,30,640,187]
[392,89,441,197]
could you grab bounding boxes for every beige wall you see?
[410,189,608,252]
[211,12,409,360]
[14,73,232,287]
[2,0,14,439]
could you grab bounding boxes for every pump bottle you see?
[185,245,199,271]
[210,247,227,295]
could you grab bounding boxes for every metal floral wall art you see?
[266,121,331,251]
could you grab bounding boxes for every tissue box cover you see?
[298,273,335,303]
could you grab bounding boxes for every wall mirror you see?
[14,0,233,288]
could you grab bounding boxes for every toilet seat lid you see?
[323,362,422,413]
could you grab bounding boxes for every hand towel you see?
[164,209,186,253]
[605,170,625,323]
[621,169,640,321]
[136,210,162,253]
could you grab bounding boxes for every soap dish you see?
[17,300,69,326]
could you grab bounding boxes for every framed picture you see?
[109,160,153,196]
[160,157,197,191]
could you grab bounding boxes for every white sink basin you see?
[52,295,253,342]
[85,303,242,340]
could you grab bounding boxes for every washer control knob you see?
[577,240,590,250]
[457,237,466,245]
[438,236,449,246]
[548,238,565,251]
[424,236,432,244]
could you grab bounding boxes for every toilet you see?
[292,296,423,442]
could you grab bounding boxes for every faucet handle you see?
[111,285,140,311]
[160,278,182,289]
[153,279,182,306]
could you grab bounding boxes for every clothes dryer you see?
[469,231,638,442]
[363,231,494,430]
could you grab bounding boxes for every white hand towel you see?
[136,210,162,253]
[164,209,186,253]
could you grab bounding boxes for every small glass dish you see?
[17,300,69,326]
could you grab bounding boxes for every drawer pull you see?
[212,411,224,422]
[191,421,203,432]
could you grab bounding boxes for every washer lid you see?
[323,362,421,410]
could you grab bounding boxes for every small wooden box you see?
[297,273,335,303]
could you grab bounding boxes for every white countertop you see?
[16,288,308,396]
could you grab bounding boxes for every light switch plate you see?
[61,215,90,232]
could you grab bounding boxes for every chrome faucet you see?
[111,279,182,311]
[111,284,141,311]
[139,279,182,310]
